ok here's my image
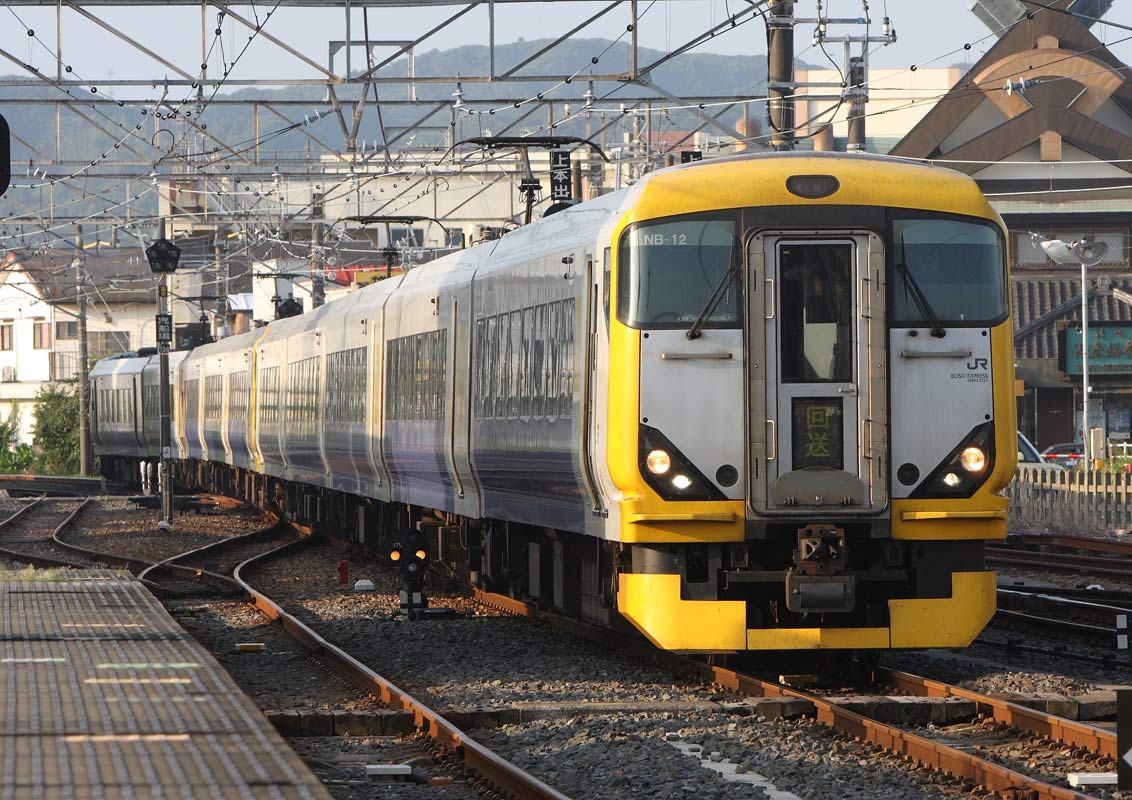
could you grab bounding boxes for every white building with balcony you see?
[0,249,159,444]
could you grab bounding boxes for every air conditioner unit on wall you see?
[1,367,16,382]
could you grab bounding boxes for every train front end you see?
[606,154,1016,651]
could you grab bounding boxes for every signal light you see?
[389,531,429,581]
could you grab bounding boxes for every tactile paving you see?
[0,570,331,799]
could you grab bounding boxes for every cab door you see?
[748,232,886,514]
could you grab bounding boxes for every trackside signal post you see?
[146,228,181,529]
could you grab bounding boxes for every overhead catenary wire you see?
[12,0,1132,257]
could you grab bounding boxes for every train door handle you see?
[764,278,775,320]
[766,419,777,461]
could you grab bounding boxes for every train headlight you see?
[638,425,727,501]
[646,450,671,475]
[910,422,995,499]
[960,447,986,473]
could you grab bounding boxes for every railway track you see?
[990,532,1132,580]
[0,498,103,568]
[993,587,1129,651]
[5,494,1120,799]
[0,498,569,800]
[472,589,1115,800]
[988,546,1132,579]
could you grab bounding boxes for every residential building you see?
[0,248,157,444]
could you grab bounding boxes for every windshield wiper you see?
[686,263,737,340]
[897,237,947,338]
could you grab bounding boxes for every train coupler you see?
[786,524,856,613]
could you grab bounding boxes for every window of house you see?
[90,331,130,358]
[32,322,51,350]
[55,321,78,340]
[0,325,12,351]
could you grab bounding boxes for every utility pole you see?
[75,225,90,477]
[846,56,866,152]
[214,238,226,337]
[311,223,325,308]
[767,0,795,150]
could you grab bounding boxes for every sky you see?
[0,1,1128,90]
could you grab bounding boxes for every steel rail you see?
[1008,532,1132,557]
[996,608,1116,641]
[874,667,1117,760]
[136,516,282,584]
[47,506,235,588]
[471,590,1094,800]
[0,497,93,569]
[987,547,1132,577]
[998,588,1132,616]
[998,584,1132,608]
[233,539,572,800]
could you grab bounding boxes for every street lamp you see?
[1037,235,1109,462]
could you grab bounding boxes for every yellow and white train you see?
[92,152,1016,652]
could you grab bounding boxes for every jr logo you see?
[966,357,989,370]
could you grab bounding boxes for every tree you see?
[0,403,32,474]
[31,383,80,476]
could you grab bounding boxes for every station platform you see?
[0,569,330,799]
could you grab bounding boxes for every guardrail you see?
[1007,465,1132,533]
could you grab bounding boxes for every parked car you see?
[1040,442,1084,468]
[1018,433,1065,472]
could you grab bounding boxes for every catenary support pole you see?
[75,225,89,477]
[158,218,174,528]
[767,0,795,150]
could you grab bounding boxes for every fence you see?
[1006,465,1132,533]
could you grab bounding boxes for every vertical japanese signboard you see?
[550,148,572,202]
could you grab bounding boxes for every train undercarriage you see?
[101,453,989,653]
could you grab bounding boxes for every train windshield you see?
[891,216,1006,325]
[617,217,739,329]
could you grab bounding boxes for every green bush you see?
[30,383,80,476]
